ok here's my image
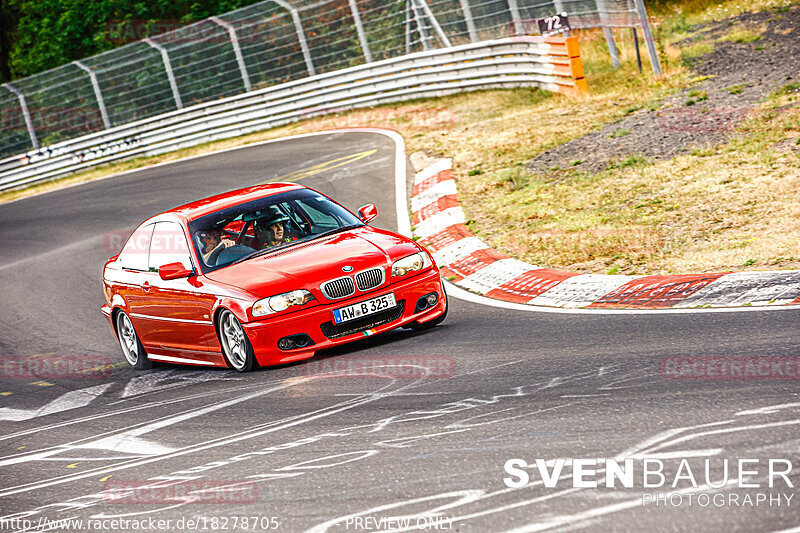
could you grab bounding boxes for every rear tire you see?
[115,310,152,370]
[218,309,257,372]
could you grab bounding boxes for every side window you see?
[117,224,154,271]
[148,221,192,272]
[298,198,342,228]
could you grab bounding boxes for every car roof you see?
[163,182,306,220]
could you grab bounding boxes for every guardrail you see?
[0,36,586,192]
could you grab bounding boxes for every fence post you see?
[553,0,565,12]
[596,0,621,68]
[144,39,183,110]
[405,0,413,54]
[410,0,431,51]
[507,0,524,35]
[2,83,39,150]
[73,61,111,129]
[633,0,662,76]
[210,16,252,91]
[271,0,315,76]
[347,0,373,63]
[415,0,452,47]
[459,0,478,42]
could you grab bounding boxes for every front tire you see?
[218,309,257,372]
[115,310,152,370]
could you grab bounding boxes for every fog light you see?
[415,292,439,313]
[278,338,294,350]
[278,334,315,351]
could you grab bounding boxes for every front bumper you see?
[242,268,446,367]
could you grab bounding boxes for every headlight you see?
[391,252,432,277]
[252,289,315,317]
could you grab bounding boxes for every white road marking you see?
[0,379,406,497]
[118,369,240,399]
[0,384,111,422]
[0,379,283,444]
[736,402,800,416]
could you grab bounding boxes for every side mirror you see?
[358,204,378,224]
[159,262,192,280]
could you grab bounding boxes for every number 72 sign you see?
[536,13,571,37]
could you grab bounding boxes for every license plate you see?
[333,293,396,325]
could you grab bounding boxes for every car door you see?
[114,223,156,344]
[135,220,219,362]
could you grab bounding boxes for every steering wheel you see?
[214,245,255,266]
[206,243,227,266]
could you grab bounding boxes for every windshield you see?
[188,189,363,272]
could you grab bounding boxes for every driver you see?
[198,229,234,264]
[255,206,293,249]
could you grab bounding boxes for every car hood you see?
[204,226,420,300]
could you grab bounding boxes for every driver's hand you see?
[221,239,235,248]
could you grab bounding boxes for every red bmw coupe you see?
[101,183,447,372]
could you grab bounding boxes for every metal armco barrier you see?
[0,36,586,192]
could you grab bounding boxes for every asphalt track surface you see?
[0,131,798,533]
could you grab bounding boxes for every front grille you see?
[355,268,384,291]
[321,276,355,299]
[320,300,406,339]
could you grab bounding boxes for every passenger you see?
[198,229,235,264]
[255,207,293,249]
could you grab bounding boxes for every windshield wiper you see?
[307,223,363,241]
